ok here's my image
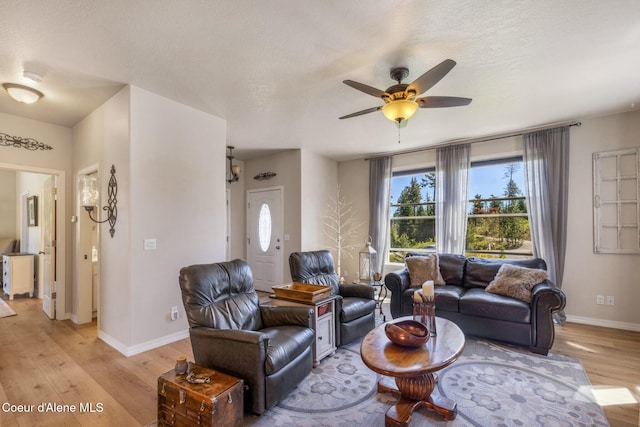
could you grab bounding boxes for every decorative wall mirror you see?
[593,147,640,254]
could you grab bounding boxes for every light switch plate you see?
[143,239,157,250]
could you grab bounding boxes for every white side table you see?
[266,295,337,367]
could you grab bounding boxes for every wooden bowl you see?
[384,320,430,348]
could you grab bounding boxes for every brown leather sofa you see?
[289,250,376,346]
[179,259,315,414]
[384,253,566,355]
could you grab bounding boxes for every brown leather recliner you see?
[289,250,376,346]
[179,259,315,414]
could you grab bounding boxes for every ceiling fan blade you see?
[417,96,472,108]
[343,80,386,98]
[407,59,457,96]
[339,106,382,119]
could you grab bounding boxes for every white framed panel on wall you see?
[593,147,640,254]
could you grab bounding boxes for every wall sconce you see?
[78,165,118,238]
[227,145,240,183]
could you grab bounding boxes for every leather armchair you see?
[179,259,315,414]
[289,250,376,346]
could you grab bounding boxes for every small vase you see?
[175,356,188,375]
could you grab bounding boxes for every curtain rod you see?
[364,120,581,161]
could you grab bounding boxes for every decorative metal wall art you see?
[253,171,277,181]
[0,133,53,151]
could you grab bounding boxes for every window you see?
[389,168,436,263]
[258,203,272,252]
[389,157,532,263]
[466,158,532,259]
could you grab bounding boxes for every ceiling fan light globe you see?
[381,99,418,123]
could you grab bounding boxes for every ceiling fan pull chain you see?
[397,122,401,144]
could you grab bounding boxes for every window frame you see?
[388,156,532,263]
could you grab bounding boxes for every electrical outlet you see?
[606,296,615,306]
[171,306,179,321]
[596,295,604,305]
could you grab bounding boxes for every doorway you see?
[0,162,67,320]
[246,187,283,292]
[76,167,99,324]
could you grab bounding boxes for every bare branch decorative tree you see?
[324,185,363,281]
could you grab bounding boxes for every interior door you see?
[40,177,56,319]
[247,188,283,292]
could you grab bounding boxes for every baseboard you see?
[565,315,640,332]
[98,329,190,357]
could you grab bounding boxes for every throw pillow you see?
[405,254,446,287]
[485,263,548,303]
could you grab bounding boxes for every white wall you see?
[73,87,131,344]
[226,159,245,260]
[338,109,640,330]
[337,158,369,283]
[564,110,640,329]
[245,150,301,282]
[0,170,16,237]
[16,172,51,253]
[0,112,72,317]
[300,150,338,251]
[72,85,227,355]
[128,86,226,348]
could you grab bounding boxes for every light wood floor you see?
[0,297,638,427]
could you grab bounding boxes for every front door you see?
[40,176,56,319]
[247,188,283,292]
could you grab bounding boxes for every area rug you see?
[0,299,17,318]
[245,338,609,426]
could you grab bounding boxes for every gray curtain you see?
[436,143,471,254]
[523,126,570,324]
[368,156,392,275]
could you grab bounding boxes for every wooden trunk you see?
[158,364,243,427]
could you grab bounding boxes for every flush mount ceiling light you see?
[2,83,44,104]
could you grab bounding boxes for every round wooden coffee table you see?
[360,317,465,426]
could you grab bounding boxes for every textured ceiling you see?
[1,1,639,161]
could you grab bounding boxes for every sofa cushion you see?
[434,285,465,312]
[485,264,548,302]
[340,297,376,323]
[405,254,445,287]
[463,257,547,288]
[459,288,530,323]
[437,254,467,286]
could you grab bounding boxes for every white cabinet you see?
[2,254,34,300]
[267,296,337,367]
[315,305,335,362]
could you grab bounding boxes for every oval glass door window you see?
[258,203,272,253]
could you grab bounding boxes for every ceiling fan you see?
[339,59,472,126]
